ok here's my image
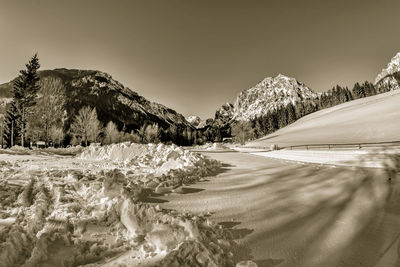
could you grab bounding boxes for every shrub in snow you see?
[270,144,279,150]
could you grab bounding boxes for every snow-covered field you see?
[243,148,400,169]
[0,143,247,267]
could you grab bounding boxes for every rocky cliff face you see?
[0,68,192,135]
[233,74,317,120]
[375,52,400,92]
[186,115,201,128]
[214,103,234,124]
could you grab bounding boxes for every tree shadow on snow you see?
[206,163,235,177]
[180,187,205,194]
[140,197,169,203]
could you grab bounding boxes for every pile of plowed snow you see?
[192,142,231,151]
[81,142,216,170]
[79,143,221,193]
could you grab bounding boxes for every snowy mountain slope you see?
[233,74,317,120]
[247,90,400,147]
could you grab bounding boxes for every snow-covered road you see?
[161,151,400,267]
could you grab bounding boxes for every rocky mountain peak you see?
[215,102,234,123]
[233,74,317,120]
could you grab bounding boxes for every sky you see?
[0,0,400,119]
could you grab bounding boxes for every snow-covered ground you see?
[243,148,400,169]
[0,143,246,267]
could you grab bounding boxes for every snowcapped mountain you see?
[233,74,317,120]
[375,52,400,92]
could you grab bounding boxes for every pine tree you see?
[3,101,21,147]
[352,82,364,99]
[254,118,264,138]
[266,111,277,133]
[286,103,297,124]
[12,54,41,146]
[277,106,287,129]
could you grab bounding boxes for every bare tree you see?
[70,106,101,146]
[28,76,66,145]
[104,121,119,144]
[231,121,255,145]
[137,124,146,143]
[120,130,141,143]
[49,126,64,147]
[143,123,161,143]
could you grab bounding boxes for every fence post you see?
[306,145,308,150]
[328,144,330,150]
[359,144,361,149]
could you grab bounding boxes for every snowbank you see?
[79,143,221,190]
[80,142,205,170]
[192,142,231,151]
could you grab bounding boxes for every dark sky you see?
[1,0,400,119]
